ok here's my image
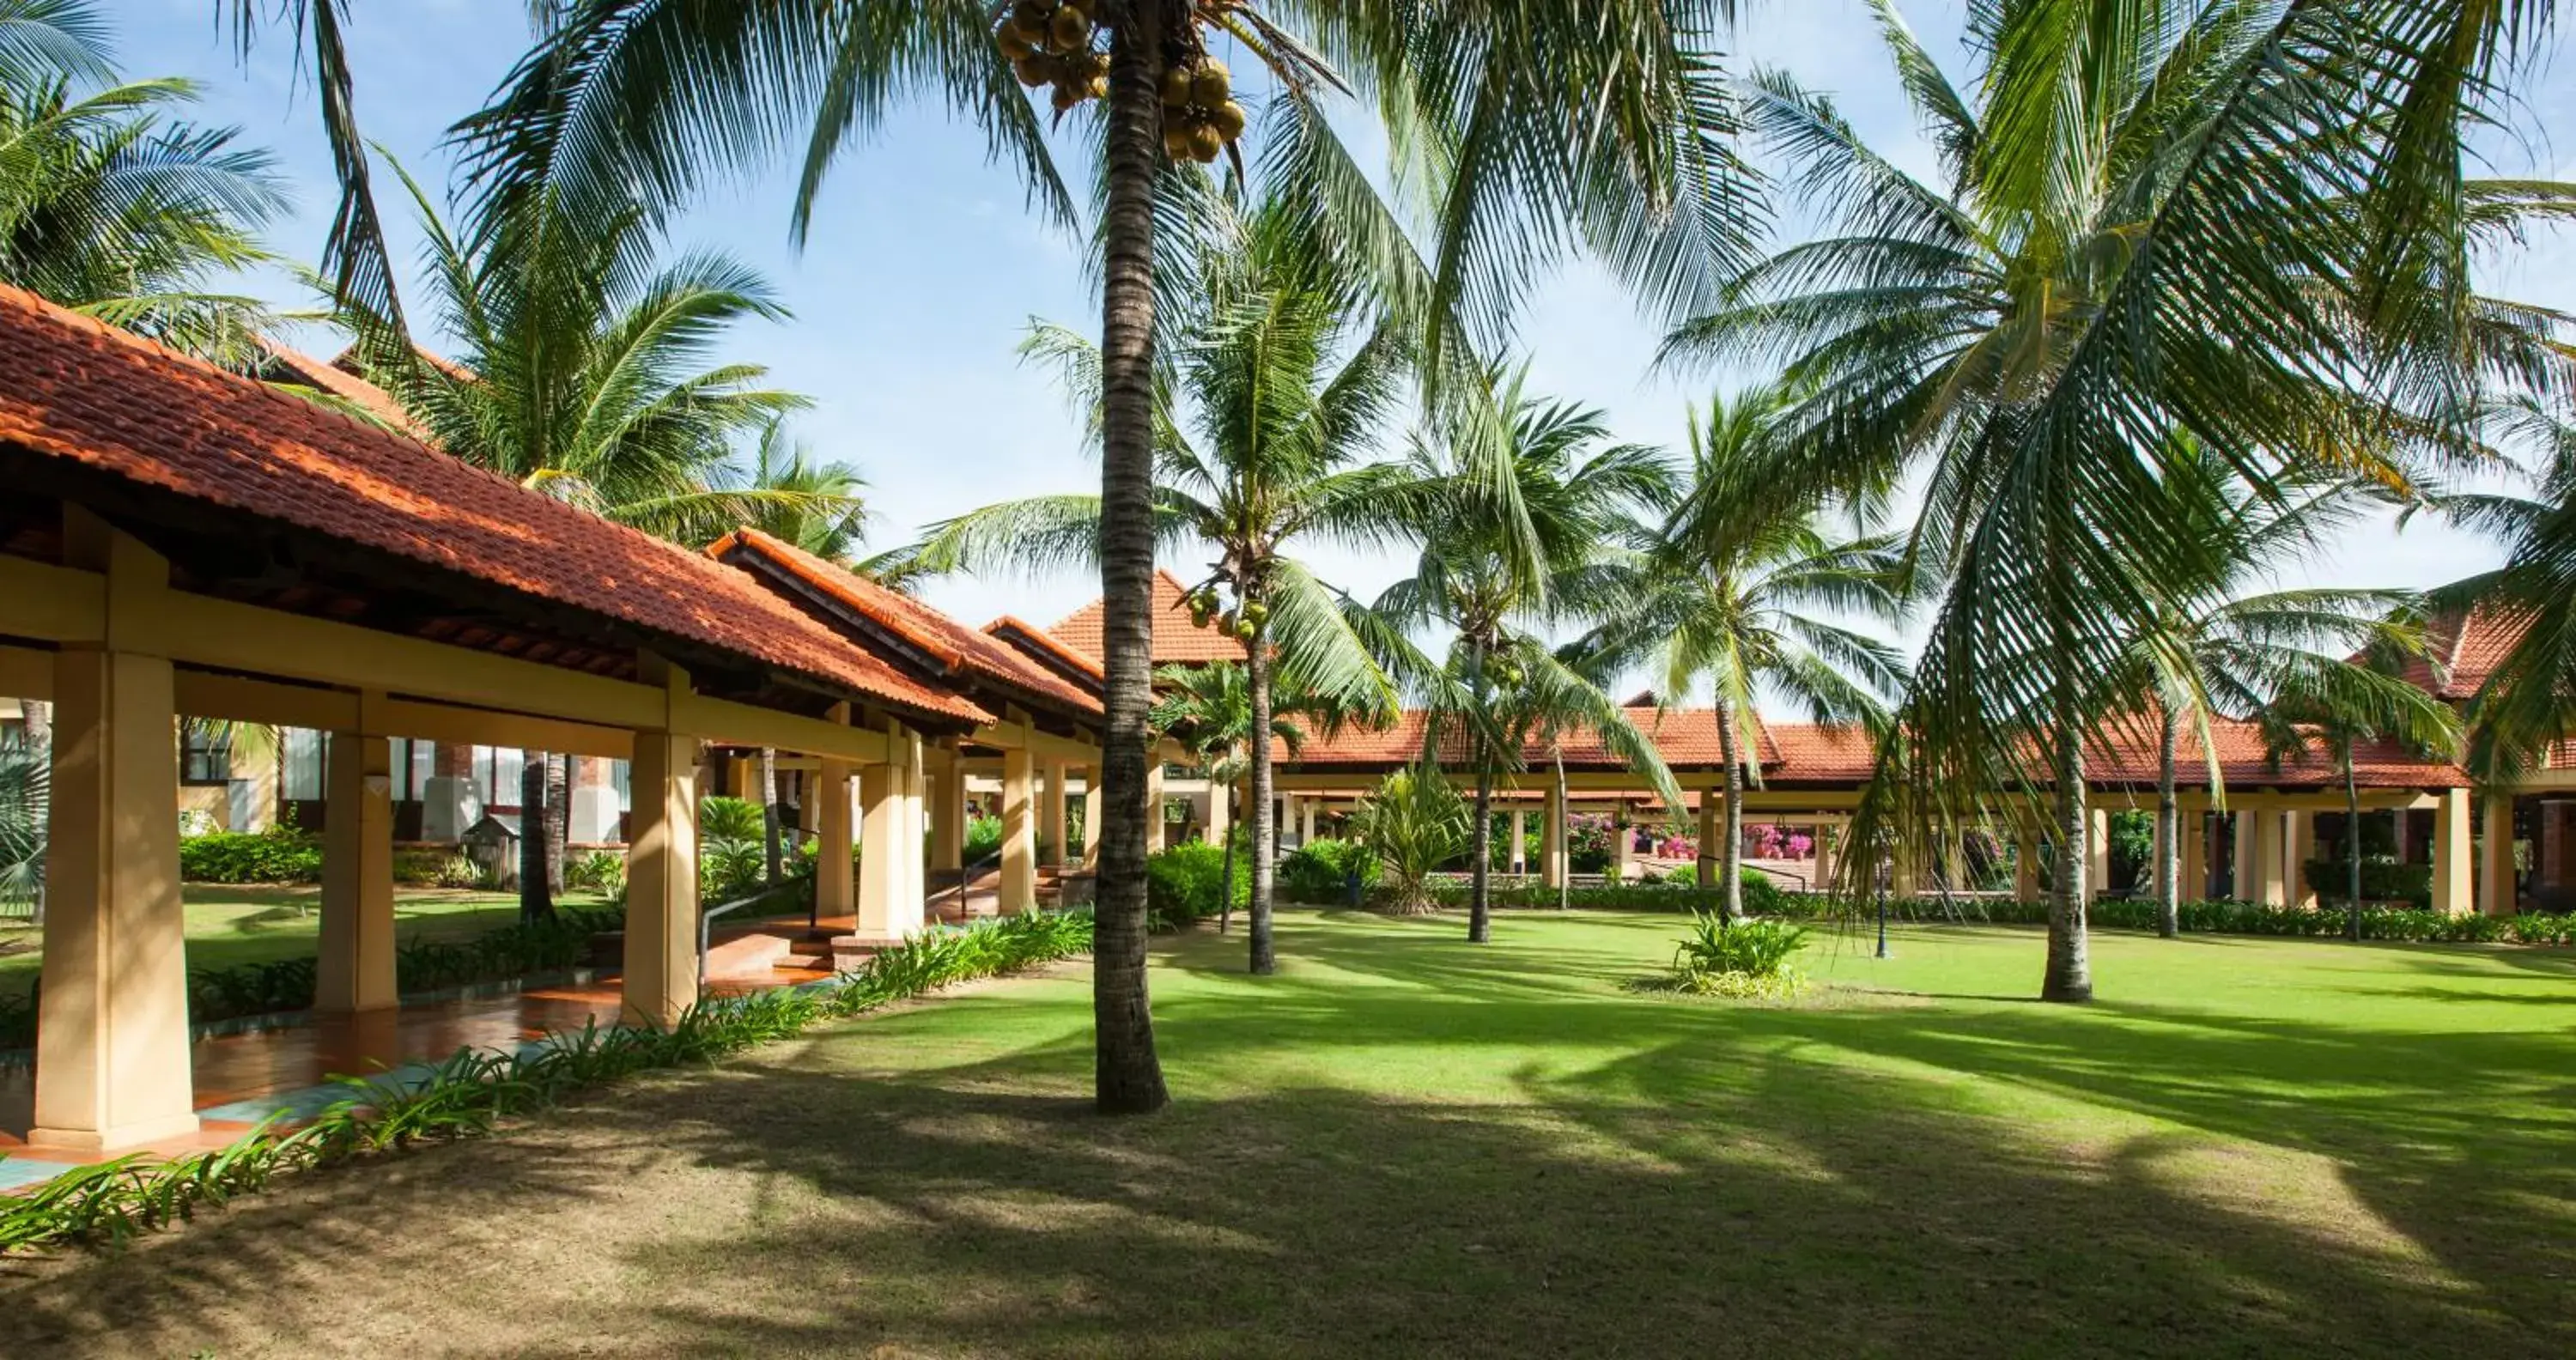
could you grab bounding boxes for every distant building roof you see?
[1046,569,1247,668]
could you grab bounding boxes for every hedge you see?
[1279,838,1381,904]
[2300,859,2433,908]
[1145,841,1250,926]
[0,909,1094,1254]
[179,829,324,884]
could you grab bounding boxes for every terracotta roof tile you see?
[0,285,987,726]
[1047,569,1247,667]
[712,529,1099,721]
[984,615,1105,682]
[252,337,428,440]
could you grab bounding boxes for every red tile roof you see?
[252,337,428,440]
[2397,607,2523,701]
[1047,569,1248,667]
[0,284,987,726]
[984,614,1105,682]
[1277,707,2465,791]
[711,529,1099,721]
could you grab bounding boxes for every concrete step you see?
[702,930,793,979]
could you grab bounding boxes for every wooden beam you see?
[0,643,53,700]
[685,692,889,766]
[0,554,105,644]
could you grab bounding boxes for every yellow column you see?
[2180,811,2206,902]
[2086,808,2111,903]
[1544,780,1569,889]
[622,659,699,1029]
[1043,757,1070,864]
[897,723,926,926]
[1611,807,1634,882]
[1145,758,1168,853]
[1300,797,1317,844]
[2433,788,2473,915]
[1511,808,1528,873]
[1079,766,1101,865]
[2481,790,2518,917]
[929,755,962,874]
[1203,773,1228,850]
[2284,811,2316,908]
[2248,811,2286,906]
[816,757,854,922]
[1694,793,1717,889]
[317,716,397,1013]
[1892,841,1920,900]
[33,520,197,1151]
[1811,821,1835,892]
[1001,745,1036,913]
[2014,833,2040,904]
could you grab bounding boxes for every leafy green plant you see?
[1654,914,1811,999]
[1144,843,1248,929]
[700,836,765,902]
[1280,838,1380,904]
[1348,767,1472,915]
[392,848,483,889]
[698,796,765,843]
[564,849,627,896]
[961,813,1004,865]
[179,829,325,884]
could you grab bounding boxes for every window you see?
[281,728,329,802]
[181,723,233,786]
[476,746,526,809]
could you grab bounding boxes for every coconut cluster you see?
[1185,586,1267,640]
[1160,58,1244,165]
[997,1,1109,112]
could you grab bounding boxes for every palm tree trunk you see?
[1088,4,1170,1114]
[2344,749,2363,943]
[1246,614,1278,973]
[545,752,569,893]
[759,746,782,886]
[2043,720,2093,1002]
[1552,748,1570,913]
[1218,815,1237,934]
[2157,708,2180,938]
[517,748,553,922]
[1467,638,1494,943]
[1714,695,1746,921]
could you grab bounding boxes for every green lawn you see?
[0,886,588,998]
[3,910,2571,1357]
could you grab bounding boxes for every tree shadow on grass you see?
[2,923,2568,1358]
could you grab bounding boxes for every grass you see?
[2,910,2570,1357]
[0,887,604,1001]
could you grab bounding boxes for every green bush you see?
[392,849,483,889]
[179,829,323,884]
[2300,859,2433,908]
[962,814,1004,865]
[563,849,626,896]
[1145,842,1249,927]
[1655,914,1812,998]
[698,796,766,842]
[0,908,1094,1253]
[700,837,766,902]
[1280,838,1381,903]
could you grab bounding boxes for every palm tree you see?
[1347,762,1470,914]
[919,183,1411,976]
[439,0,1759,1114]
[1583,380,1907,921]
[1,0,285,361]
[0,726,46,925]
[1660,0,2567,1003]
[1378,371,1686,943]
[2433,397,2576,784]
[335,165,835,921]
[2108,443,2445,937]
[1148,659,1309,934]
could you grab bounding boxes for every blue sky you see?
[122,1,2574,642]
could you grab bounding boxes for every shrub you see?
[1280,838,1380,903]
[1655,913,1811,999]
[962,813,1004,865]
[0,908,1095,1254]
[700,837,766,902]
[1348,767,1471,914]
[563,849,627,896]
[1566,813,1616,874]
[392,849,483,889]
[2300,859,2433,908]
[179,829,323,884]
[698,796,765,843]
[1144,842,1249,927]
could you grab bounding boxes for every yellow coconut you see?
[1188,121,1224,162]
[1164,124,1195,160]
[1051,82,1084,112]
[1048,8,1091,52]
[997,27,1036,59]
[1190,58,1230,106]
[1088,76,1109,101]
[1012,54,1053,88]
[1160,66,1193,106]
[1211,100,1248,139]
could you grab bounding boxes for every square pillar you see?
[2539,800,2570,891]
[1611,807,1634,882]
[1001,745,1036,913]
[1080,767,1101,865]
[2245,811,2285,906]
[2182,811,2208,902]
[2086,807,2111,903]
[1042,758,1070,865]
[1511,808,1528,873]
[1545,782,1570,889]
[2231,811,2258,902]
[622,683,699,1029]
[2014,833,2040,904]
[1146,759,1167,853]
[1811,822,1834,891]
[816,757,854,920]
[928,756,963,874]
[317,722,397,1013]
[33,583,199,1151]
[859,721,928,939]
[2432,789,2472,914]
[2284,811,2316,908]
[1299,797,1317,845]
[1694,793,1717,889]
[1203,774,1228,850]
[2481,791,2518,918]
[899,726,927,918]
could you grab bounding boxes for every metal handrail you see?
[696,890,772,987]
[950,848,1005,914]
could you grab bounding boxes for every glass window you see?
[181,723,233,785]
[281,728,328,801]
